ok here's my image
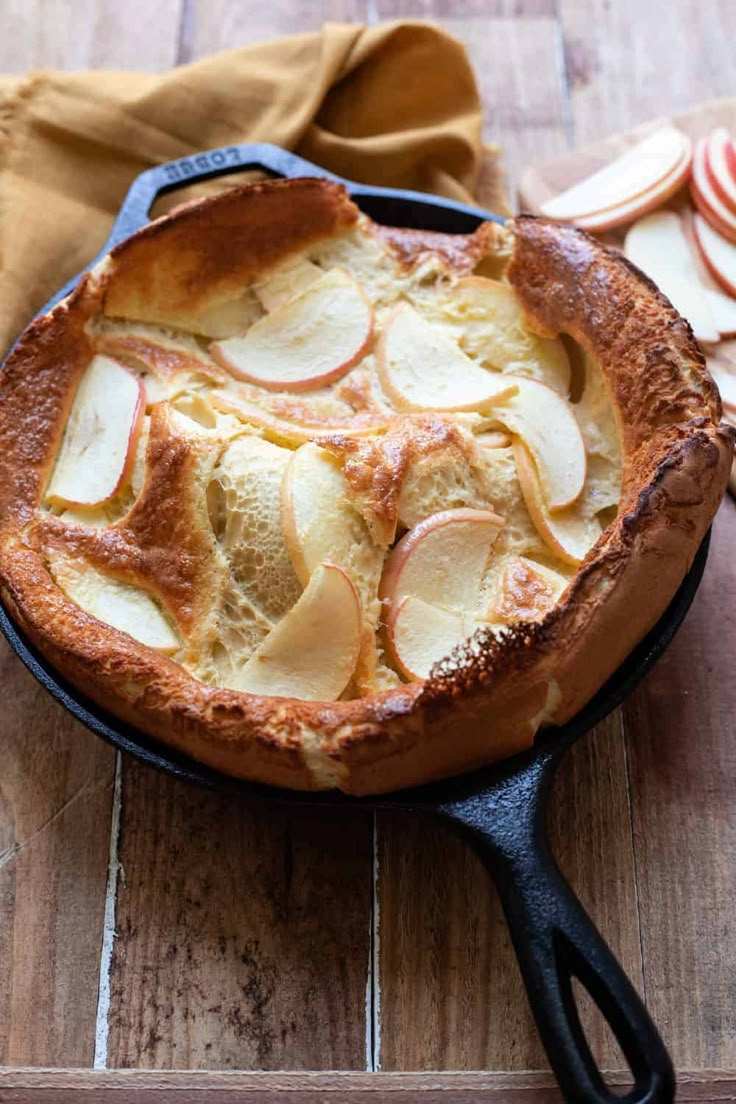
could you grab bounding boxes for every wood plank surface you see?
[374,6,640,1072]
[0,0,183,71]
[107,761,373,1070]
[559,0,736,144]
[181,0,366,61]
[624,500,736,1069]
[0,1068,733,1102]
[0,0,734,1083]
[0,640,115,1066]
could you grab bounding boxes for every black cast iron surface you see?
[0,142,707,1104]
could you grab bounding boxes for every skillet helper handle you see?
[440,765,674,1104]
[103,143,343,251]
[40,144,338,313]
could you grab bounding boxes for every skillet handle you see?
[102,143,346,251]
[41,144,340,312]
[438,752,674,1104]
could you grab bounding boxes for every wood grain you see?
[0,1068,733,1102]
[107,759,373,1069]
[0,0,183,72]
[0,641,115,1066]
[375,1,557,15]
[181,0,366,61]
[559,0,736,145]
[375,5,642,1074]
[375,10,571,198]
[378,716,642,1070]
[623,500,736,1069]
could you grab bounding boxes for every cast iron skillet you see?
[0,143,707,1104]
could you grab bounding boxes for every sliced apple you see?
[692,138,736,244]
[421,277,571,396]
[376,304,519,412]
[254,258,323,312]
[192,293,263,339]
[388,595,483,681]
[46,355,144,508]
[211,268,373,392]
[693,213,736,297]
[572,147,692,233]
[624,211,719,343]
[379,508,504,620]
[476,430,512,449]
[49,551,179,653]
[209,388,390,447]
[281,441,383,599]
[540,127,691,222]
[485,556,569,625]
[234,562,362,700]
[490,378,586,510]
[706,362,736,413]
[513,442,601,565]
[706,289,736,337]
[704,128,736,215]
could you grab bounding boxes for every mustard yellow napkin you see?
[0,21,506,353]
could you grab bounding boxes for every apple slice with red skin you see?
[254,258,322,312]
[513,442,601,566]
[491,377,587,510]
[234,562,363,700]
[707,362,736,413]
[691,138,736,244]
[704,129,736,216]
[706,289,736,337]
[389,595,484,681]
[46,355,144,508]
[379,508,505,619]
[693,213,736,298]
[624,210,719,344]
[725,137,736,182]
[540,127,690,222]
[571,147,692,233]
[376,304,519,413]
[50,551,179,653]
[211,268,373,392]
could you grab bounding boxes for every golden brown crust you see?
[0,183,732,794]
[102,178,359,329]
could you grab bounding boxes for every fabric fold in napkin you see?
[0,20,507,353]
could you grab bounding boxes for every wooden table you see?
[0,1,735,1099]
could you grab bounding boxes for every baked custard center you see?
[40,219,622,701]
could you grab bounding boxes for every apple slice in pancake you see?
[211,268,373,392]
[46,355,144,508]
[376,304,519,412]
[490,378,586,510]
[209,387,391,447]
[379,508,504,616]
[254,258,322,312]
[49,550,179,653]
[513,442,600,565]
[476,430,512,449]
[389,595,485,681]
[234,562,362,700]
[484,555,569,625]
[281,441,383,593]
[420,277,571,396]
